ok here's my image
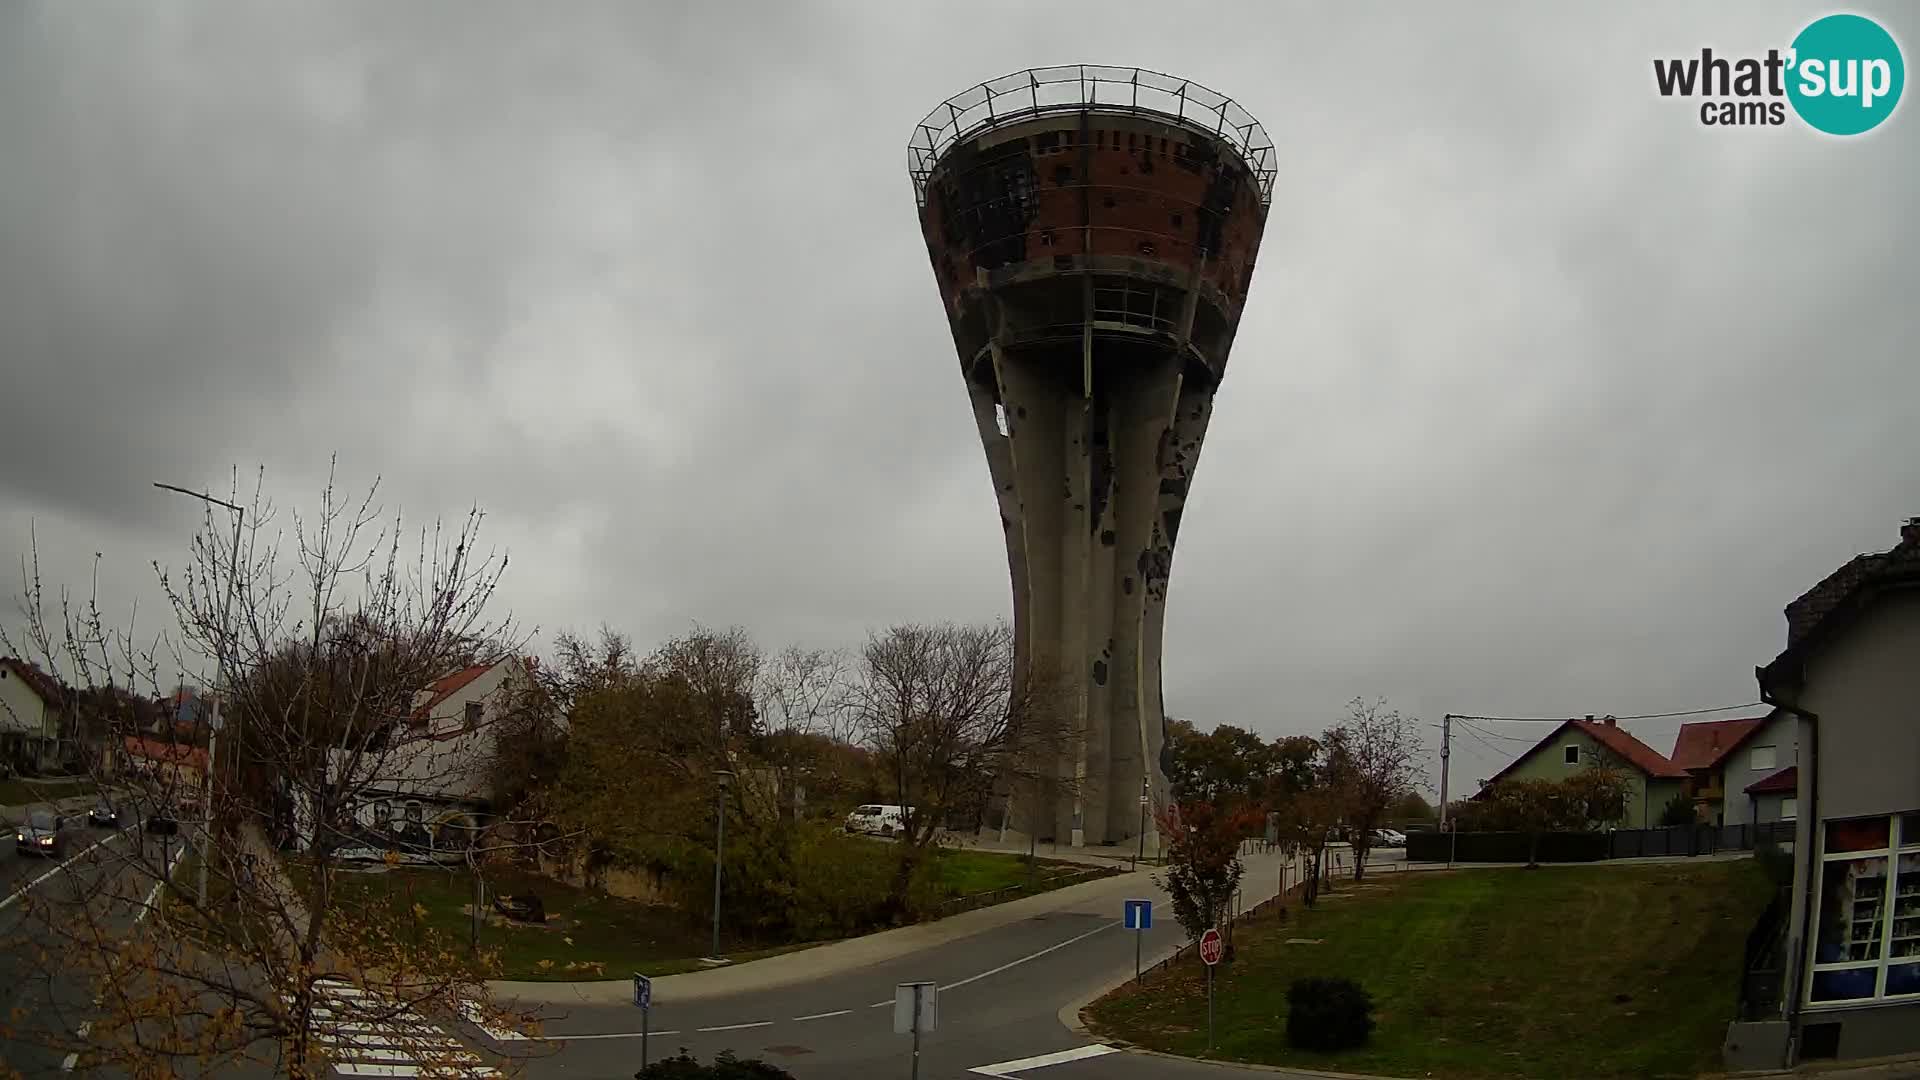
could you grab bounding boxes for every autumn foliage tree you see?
[1155,799,1264,944]
[0,463,540,1078]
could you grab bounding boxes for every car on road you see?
[844,804,912,837]
[1371,828,1407,848]
[15,810,78,857]
[89,801,126,828]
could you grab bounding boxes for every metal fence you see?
[907,65,1277,207]
[1406,820,1797,864]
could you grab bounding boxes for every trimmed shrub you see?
[1286,976,1375,1051]
[636,1051,796,1079]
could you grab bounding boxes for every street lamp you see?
[711,769,735,960]
[1134,776,1149,871]
[154,482,243,909]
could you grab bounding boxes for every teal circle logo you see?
[1787,14,1905,135]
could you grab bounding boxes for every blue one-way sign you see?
[1123,898,1152,931]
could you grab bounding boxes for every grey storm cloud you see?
[2,0,1915,792]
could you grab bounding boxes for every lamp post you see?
[711,769,734,960]
[154,482,243,909]
[1135,776,1149,870]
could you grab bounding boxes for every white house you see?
[307,656,543,859]
[0,658,65,773]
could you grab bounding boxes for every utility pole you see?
[155,482,243,910]
[1440,714,1456,869]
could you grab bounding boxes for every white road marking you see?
[0,831,125,911]
[792,1009,851,1021]
[939,920,1119,993]
[59,1053,78,1071]
[284,980,499,1078]
[697,1020,774,1032]
[133,842,187,925]
[969,1044,1120,1076]
[458,998,528,1041]
[550,1029,682,1040]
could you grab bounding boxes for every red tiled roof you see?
[1481,718,1687,788]
[1745,766,1798,795]
[123,735,208,771]
[1572,720,1688,779]
[409,660,508,720]
[1670,717,1768,772]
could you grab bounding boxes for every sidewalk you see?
[491,844,1302,1008]
[489,858,1165,1007]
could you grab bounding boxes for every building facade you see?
[1478,717,1688,829]
[1750,518,1920,1065]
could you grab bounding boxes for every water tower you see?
[907,66,1274,847]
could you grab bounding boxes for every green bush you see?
[1657,793,1697,828]
[636,1051,796,1079]
[1286,976,1375,1051]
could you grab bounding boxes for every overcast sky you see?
[3,1,1914,795]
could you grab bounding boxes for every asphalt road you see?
[484,845,1355,1080]
[0,813,189,1079]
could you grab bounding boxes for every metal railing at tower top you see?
[907,65,1276,208]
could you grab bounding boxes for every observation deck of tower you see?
[907,66,1274,848]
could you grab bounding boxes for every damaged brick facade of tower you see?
[908,66,1273,849]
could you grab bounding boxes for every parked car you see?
[1371,828,1407,848]
[16,811,77,857]
[844,804,912,837]
[88,801,125,828]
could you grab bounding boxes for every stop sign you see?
[1198,927,1224,966]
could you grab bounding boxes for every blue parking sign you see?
[633,973,652,1010]
[1123,898,1152,931]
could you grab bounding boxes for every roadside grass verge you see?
[291,845,1104,982]
[1086,860,1774,1079]
[0,777,99,806]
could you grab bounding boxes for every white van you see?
[844,804,911,837]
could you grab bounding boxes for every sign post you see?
[632,973,652,1069]
[894,981,937,1080]
[1123,898,1153,983]
[1199,927,1224,1051]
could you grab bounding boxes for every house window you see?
[1806,812,1920,1005]
[1782,797,1798,821]
[1563,744,1580,765]
[463,701,483,733]
[1750,745,1777,771]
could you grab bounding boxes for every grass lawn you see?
[297,846,1092,982]
[1086,860,1775,1080]
[0,777,98,806]
[928,847,1089,896]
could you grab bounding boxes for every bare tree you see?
[0,462,543,1078]
[846,621,1072,908]
[1321,697,1425,880]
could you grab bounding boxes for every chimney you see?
[1902,516,1920,546]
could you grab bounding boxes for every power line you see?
[1458,723,1516,759]
[1457,719,1542,745]
[1445,701,1764,724]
